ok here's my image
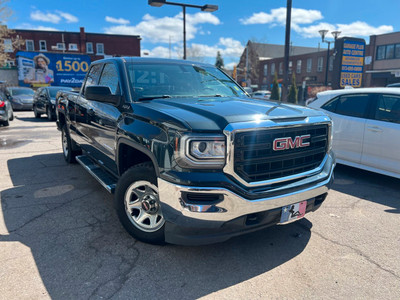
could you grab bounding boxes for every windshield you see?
[49,87,72,98]
[126,62,248,101]
[10,88,34,96]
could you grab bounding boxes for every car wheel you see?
[9,111,14,121]
[61,125,80,163]
[33,106,41,118]
[47,106,55,121]
[1,120,9,126]
[115,163,165,245]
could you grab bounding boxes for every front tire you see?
[47,106,55,121]
[115,163,165,245]
[33,105,41,118]
[62,125,80,163]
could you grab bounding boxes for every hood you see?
[137,97,327,131]
[13,95,34,102]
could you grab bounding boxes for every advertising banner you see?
[16,51,91,88]
[339,40,365,88]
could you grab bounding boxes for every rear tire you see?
[47,106,55,121]
[61,125,80,163]
[1,120,9,126]
[115,163,165,245]
[33,106,41,118]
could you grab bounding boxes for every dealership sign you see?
[16,51,91,88]
[332,38,366,89]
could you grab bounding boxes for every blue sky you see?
[5,0,400,68]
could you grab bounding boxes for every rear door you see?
[85,62,122,174]
[321,93,372,164]
[361,93,400,175]
[74,63,103,150]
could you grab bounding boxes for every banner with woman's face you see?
[16,51,91,88]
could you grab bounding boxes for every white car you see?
[252,90,271,100]
[308,87,400,179]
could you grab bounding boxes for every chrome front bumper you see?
[158,152,335,224]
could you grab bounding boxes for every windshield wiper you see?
[197,94,223,97]
[137,95,171,101]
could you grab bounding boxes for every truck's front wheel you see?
[115,163,165,245]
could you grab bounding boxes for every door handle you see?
[367,126,383,133]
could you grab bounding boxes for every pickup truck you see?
[56,57,335,245]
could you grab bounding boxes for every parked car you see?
[33,86,73,120]
[0,90,14,126]
[252,90,271,100]
[6,87,35,110]
[308,87,400,179]
[387,83,400,87]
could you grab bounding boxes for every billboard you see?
[16,51,91,88]
[332,38,366,89]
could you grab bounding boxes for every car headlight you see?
[50,99,56,104]
[175,134,226,168]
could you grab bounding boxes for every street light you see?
[148,0,218,60]
[319,30,341,86]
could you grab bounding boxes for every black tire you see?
[61,125,80,163]
[33,105,41,118]
[1,120,9,126]
[47,106,55,121]
[115,163,165,245]
[9,112,14,121]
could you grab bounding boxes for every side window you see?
[83,64,102,94]
[335,94,370,118]
[98,63,119,95]
[375,94,400,124]
[321,97,339,113]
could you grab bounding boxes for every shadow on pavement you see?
[332,164,400,214]
[1,153,313,299]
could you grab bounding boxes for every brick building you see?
[0,26,141,85]
[364,31,400,87]
[4,26,141,63]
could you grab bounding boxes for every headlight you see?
[175,134,226,168]
[50,99,56,104]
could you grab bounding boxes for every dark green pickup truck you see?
[56,57,335,245]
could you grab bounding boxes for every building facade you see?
[1,26,141,86]
[4,27,141,64]
[258,49,335,102]
[236,41,321,90]
[365,31,400,87]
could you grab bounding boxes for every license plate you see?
[279,201,307,224]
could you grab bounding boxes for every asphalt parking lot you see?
[1,111,399,299]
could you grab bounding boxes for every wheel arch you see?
[117,138,160,178]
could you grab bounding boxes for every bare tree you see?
[0,0,24,66]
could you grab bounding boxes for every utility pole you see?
[282,0,292,102]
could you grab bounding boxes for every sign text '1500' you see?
[56,60,89,72]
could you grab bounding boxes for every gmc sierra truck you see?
[56,57,335,245]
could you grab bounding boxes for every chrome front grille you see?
[233,124,329,183]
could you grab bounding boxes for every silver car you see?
[7,87,35,110]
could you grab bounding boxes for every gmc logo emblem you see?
[273,134,311,151]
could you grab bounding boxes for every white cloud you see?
[30,10,78,24]
[240,8,322,26]
[105,16,130,25]
[104,12,221,43]
[17,23,59,31]
[142,37,244,63]
[336,21,393,37]
[30,10,61,24]
[241,7,393,39]
[56,11,78,23]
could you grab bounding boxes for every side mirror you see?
[85,86,121,105]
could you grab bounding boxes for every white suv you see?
[308,87,400,179]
